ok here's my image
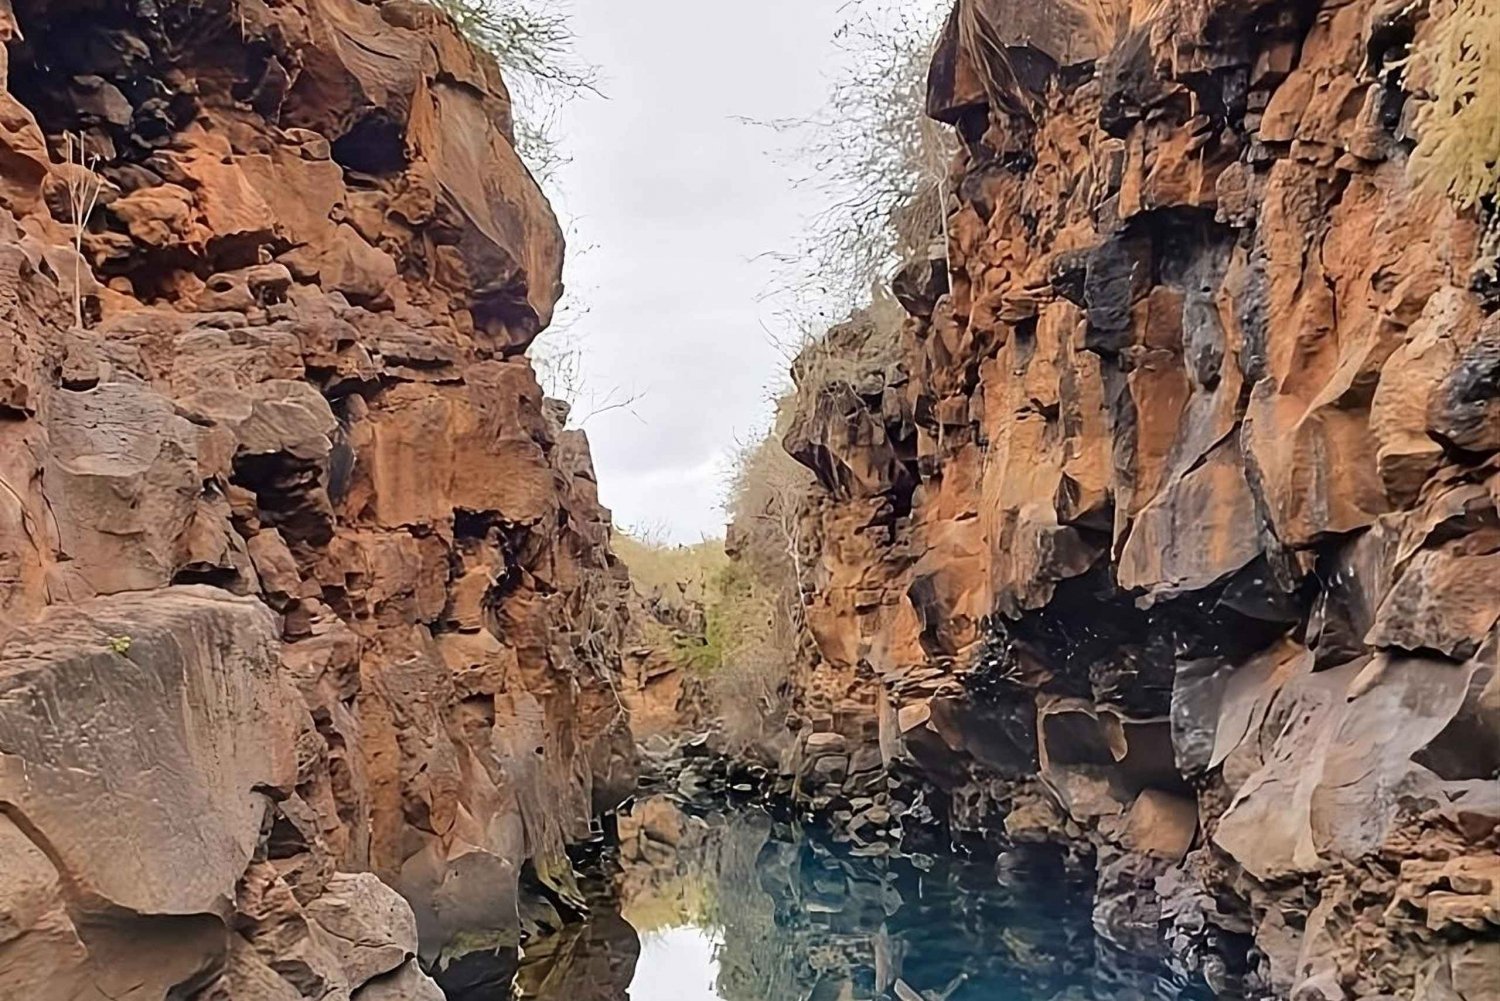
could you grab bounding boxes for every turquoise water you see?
[501,798,1213,1001]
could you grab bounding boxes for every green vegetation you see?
[613,531,732,674]
[684,421,816,755]
[612,420,812,755]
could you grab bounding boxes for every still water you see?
[509,796,1210,1001]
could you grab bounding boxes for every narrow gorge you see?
[0,1,1496,1000]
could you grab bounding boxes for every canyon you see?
[0,0,1496,1000]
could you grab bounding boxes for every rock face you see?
[0,0,634,996]
[782,0,1500,996]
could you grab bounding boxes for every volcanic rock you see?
[772,0,1500,995]
[0,0,635,995]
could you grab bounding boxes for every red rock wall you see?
[786,1,1499,996]
[0,0,635,996]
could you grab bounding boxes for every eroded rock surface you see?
[778,0,1500,996]
[0,0,634,996]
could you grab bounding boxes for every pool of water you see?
[505,796,1212,1001]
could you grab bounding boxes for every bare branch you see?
[63,133,103,330]
[430,0,599,182]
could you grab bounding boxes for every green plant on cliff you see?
[1408,0,1500,212]
[697,417,816,753]
[431,0,596,180]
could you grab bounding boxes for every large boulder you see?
[0,587,298,996]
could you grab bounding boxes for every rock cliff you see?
[781,0,1500,997]
[0,0,635,996]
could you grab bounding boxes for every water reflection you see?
[630,928,722,1000]
[510,797,1210,1001]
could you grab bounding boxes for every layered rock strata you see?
[0,0,634,996]
[781,1,1500,997]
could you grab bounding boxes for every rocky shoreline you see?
[506,757,1225,1001]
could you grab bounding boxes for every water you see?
[630,928,723,999]
[505,796,1212,1001]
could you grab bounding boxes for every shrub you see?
[614,503,801,756]
[762,4,955,325]
[1408,0,1500,211]
[430,0,597,180]
[693,409,818,754]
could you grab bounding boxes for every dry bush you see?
[699,411,818,754]
[430,0,596,181]
[762,3,955,324]
[759,8,941,453]
[1408,0,1500,212]
[530,321,642,426]
[955,0,1156,105]
[789,296,907,396]
[63,133,103,330]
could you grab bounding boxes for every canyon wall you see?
[782,0,1500,997]
[0,1,636,997]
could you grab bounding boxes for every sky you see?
[538,0,934,543]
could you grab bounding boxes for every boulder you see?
[353,960,445,1001]
[305,873,419,989]
[1215,653,1483,879]
[1121,790,1199,862]
[0,587,298,994]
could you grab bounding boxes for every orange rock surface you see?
[783,1,1500,996]
[0,1,634,996]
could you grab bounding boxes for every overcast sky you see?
[540,0,937,543]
